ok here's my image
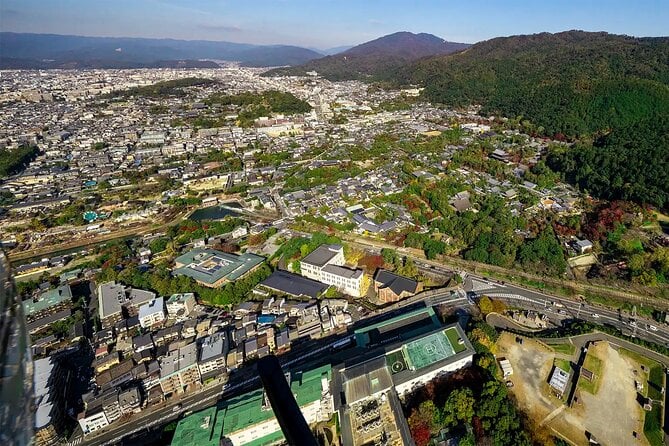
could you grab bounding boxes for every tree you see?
[441,388,475,427]
[478,295,494,315]
[381,248,399,266]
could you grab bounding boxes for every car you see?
[630,321,637,327]
[592,313,600,318]
[172,404,182,413]
[505,380,514,388]
[648,325,658,331]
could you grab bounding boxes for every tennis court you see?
[402,330,456,371]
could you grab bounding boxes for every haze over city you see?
[1,0,668,47]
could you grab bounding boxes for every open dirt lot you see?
[496,333,648,446]
[574,342,648,446]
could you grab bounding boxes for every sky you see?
[1,0,668,49]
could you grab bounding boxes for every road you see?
[460,272,669,347]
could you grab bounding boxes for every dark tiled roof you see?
[374,269,419,296]
[260,270,328,299]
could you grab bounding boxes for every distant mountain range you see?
[266,32,471,80]
[0,33,323,69]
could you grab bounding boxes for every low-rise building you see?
[138,297,165,328]
[159,342,201,395]
[173,249,265,288]
[166,293,196,320]
[373,269,422,303]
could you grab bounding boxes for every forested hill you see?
[401,31,669,137]
[399,31,669,209]
[265,32,470,81]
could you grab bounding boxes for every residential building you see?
[138,297,165,328]
[33,356,70,446]
[166,293,196,320]
[22,284,73,322]
[159,342,201,395]
[97,282,124,329]
[198,333,229,379]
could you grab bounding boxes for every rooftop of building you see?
[322,264,363,280]
[173,248,265,285]
[160,342,198,377]
[353,306,441,349]
[259,269,328,299]
[373,269,419,296]
[22,284,72,316]
[166,293,195,304]
[97,281,124,319]
[199,333,227,363]
[300,244,343,267]
[138,296,164,320]
[33,356,57,429]
[171,364,331,445]
[171,406,225,446]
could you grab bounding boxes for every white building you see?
[78,407,109,436]
[300,244,364,297]
[138,297,165,328]
[166,293,196,321]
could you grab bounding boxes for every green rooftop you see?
[173,248,265,286]
[22,285,72,316]
[171,406,225,446]
[172,364,330,446]
[402,329,456,371]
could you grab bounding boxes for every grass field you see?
[619,347,664,400]
[644,403,664,446]
[548,342,576,356]
[578,352,604,395]
[554,358,571,374]
[444,327,467,354]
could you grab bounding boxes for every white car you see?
[592,313,600,318]
[630,321,637,327]
[648,325,658,331]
